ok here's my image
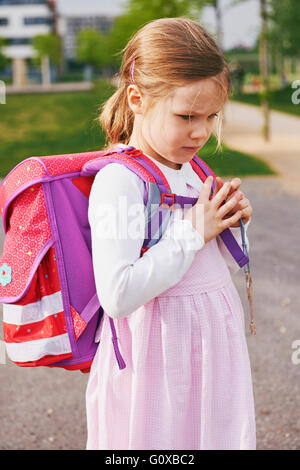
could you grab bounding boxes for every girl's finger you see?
[225,189,243,203]
[222,197,251,221]
[216,176,224,186]
[220,210,242,230]
[227,195,247,210]
[218,192,243,218]
[198,176,214,202]
[230,178,241,191]
[212,176,224,197]
[235,198,251,215]
[238,199,249,211]
[212,181,233,207]
[241,206,252,219]
[224,178,242,201]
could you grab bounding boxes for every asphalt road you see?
[1,174,300,450]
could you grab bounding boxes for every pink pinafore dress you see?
[85,185,256,450]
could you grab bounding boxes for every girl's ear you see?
[127,85,144,115]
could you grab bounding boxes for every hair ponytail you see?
[97,82,134,150]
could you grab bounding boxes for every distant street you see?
[5,82,93,95]
[223,100,300,198]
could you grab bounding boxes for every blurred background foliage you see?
[0,0,296,175]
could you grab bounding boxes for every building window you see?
[24,17,52,25]
[0,18,9,26]
[0,0,47,6]
[6,37,32,45]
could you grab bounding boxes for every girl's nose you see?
[189,123,210,141]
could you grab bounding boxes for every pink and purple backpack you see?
[0,145,249,373]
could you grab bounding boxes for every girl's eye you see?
[178,115,191,120]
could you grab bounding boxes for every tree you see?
[229,0,271,141]
[76,28,110,79]
[0,37,9,72]
[194,0,272,141]
[268,0,300,79]
[128,0,192,18]
[106,0,200,69]
[190,0,224,49]
[32,33,62,86]
[259,0,271,141]
[268,0,300,57]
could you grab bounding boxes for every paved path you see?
[223,101,300,198]
[5,82,93,95]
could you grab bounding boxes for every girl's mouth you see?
[182,147,199,153]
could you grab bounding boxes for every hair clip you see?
[130,60,135,83]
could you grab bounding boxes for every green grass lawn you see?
[198,138,274,178]
[0,78,275,179]
[231,86,300,117]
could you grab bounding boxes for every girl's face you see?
[128,78,225,170]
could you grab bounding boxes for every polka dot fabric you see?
[0,183,51,300]
[41,150,106,176]
[0,151,106,368]
[0,152,108,230]
[0,159,48,228]
[0,149,112,303]
[0,147,161,371]
[82,154,158,185]
[2,245,73,367]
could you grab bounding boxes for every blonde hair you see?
[98,17,231,152]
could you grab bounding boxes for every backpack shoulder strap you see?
[190,154,216,195]
[82,146,249,268]
[190,154,249,268]
[81,146,174,369]
[81,146,174,254]
[81,146,166,202]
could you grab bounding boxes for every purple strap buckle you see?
[161,192,176,209]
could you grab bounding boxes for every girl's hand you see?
[183,176,243,243]
[214,176,253,226]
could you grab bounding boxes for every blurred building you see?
[58,15,114,60]
[0,0,56,85]
[0,1,118,84]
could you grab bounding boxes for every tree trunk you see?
[296,55,300,78]
[276,52,283,79]
[41,55,51,87]
[259,0,270,141]
[283,56,292,81]
[83,64,93,82]
[0,79,5,104]
[12,58,27,87]
[214,0,223,50]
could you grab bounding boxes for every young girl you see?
[85,17,256,450]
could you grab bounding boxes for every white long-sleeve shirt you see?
[88,146,250,320]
